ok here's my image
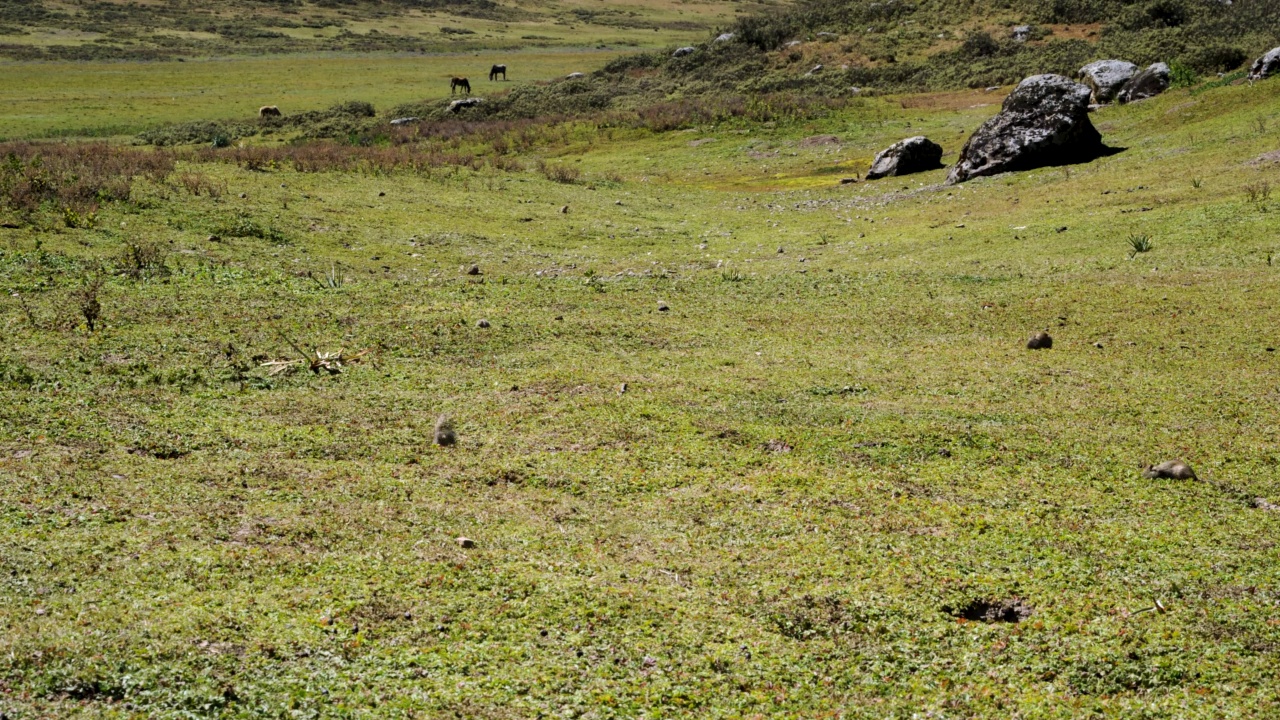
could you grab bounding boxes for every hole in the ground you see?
[943,598,1032,623]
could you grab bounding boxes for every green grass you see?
[0,49,643,140]
[3,72,1280,718]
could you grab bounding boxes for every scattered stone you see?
[1026,331,1053,349]
[805,64,824,76]
[456,536,475,549]
[389,116,420,126]
[1093,342,1104,349]
[206,234,221,243]
[476,318,490,328]
[1248,46,1280,81]
[1078,60,1138,104]
[777,247,785,254]
[1253,497,1280,511]
[947,74,1104,184]
[466,264,481,275]
[378,191,385,197]
[657,300,669,312]
[849,86,862,95]
[434,416,457,447]
[840,177,860,184]
[1117,63,1171,104]
[672,46,696,58]
[984,86,1001,92]
[714,32,735,43]
[866,136,944,179]
[566,72,586,79]
[559,205,569,214]
[1142,460,1197,480]
[763,439,792,453]
[1012,25,1032,42]
[239,192,247,199]
[786,40,802,48]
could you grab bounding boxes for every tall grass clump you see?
[0,142,173,223]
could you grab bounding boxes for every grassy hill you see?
[0,0,771,60]
[2,50,1280,716]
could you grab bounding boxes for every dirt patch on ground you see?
[944,598,1033,623]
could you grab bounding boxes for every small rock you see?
[466,264,481,275]
[840,177,860,184]
[1012,25,1032,42]
[560,205,569,214]
[657,301,669,312]
[456,536,475,549]
[389,116,420,126]
[618,382,628,394]
[777,247,785,254]
[1093,342,1104,349]
[672,46,696,58]
[239,192,247,199]
[566,72,586,79]
[714,32,734,43]
[1142,460,1197,480]
[378,191,386,197]
[476,318,490,328]
[206,234,221,243]
[1026,331,1053,349]
[403,611,413,620]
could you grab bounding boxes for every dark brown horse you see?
[451,77,471,95]
[489,64,507,81]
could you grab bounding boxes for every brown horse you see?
[489,64,506,81]
[451,77,471,95]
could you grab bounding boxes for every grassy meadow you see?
[0,49,631,140]
[3,47,1280,720]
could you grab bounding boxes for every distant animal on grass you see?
[1142,460,1197,480]
[258,105,281,118]
[451,77,471,95]
[489,64,507,81]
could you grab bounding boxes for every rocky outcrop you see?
[946,74,1104,184]
[447,98,482,113]
[1078,60,1138,104]
[866,136,944,179]
[1116,62,1170,103]
[1249,46,1280,81]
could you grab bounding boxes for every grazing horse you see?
[451,77,471,95]
[489,64,507,81]
[259,105,281,118]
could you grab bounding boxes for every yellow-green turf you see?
[2,74,1280,717]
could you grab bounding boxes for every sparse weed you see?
[118,240,169,280]
[538,160,581,184]
[1127,234,1154,258]
[1244,181,1271,207]
[72,272,104,332]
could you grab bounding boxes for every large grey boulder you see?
[866,136,944,179]
[1078,60,1138,104]
[1249,46,1280,81]
[946,74,1103,184]
[1116,62,1170,103]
